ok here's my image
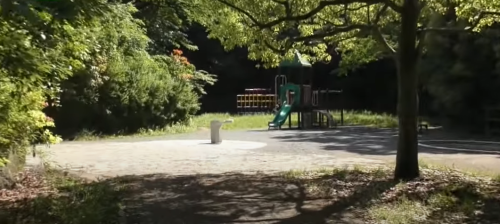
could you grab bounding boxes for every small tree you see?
[189,0,500,180]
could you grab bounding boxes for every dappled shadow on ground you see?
[106,168,500,224]
[263,126,500,156]
[112,171,397,224]
[3,168,500,224]
[369,168,500,223]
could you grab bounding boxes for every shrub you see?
[0,80,62,168]
[51,4,215,136]
[0,7,65,171]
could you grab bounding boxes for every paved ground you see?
[32,126,500,178]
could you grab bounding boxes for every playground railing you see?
[236,94,276,114]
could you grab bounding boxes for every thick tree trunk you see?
[394,0,420,180]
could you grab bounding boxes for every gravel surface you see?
[27,126,500,178]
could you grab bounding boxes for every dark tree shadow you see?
[255,126,500,156]
[111,171,397,224]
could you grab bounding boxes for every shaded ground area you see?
[0,169,123,224]
[6,161,500,223]
[255,126,500,173]
[259,126,500,156]
[117,171,380,223]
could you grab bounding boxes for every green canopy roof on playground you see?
[279,50,312,68]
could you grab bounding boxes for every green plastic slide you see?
[268,104,292,129]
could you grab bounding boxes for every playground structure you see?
[236,50,344,130]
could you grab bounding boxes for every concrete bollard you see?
[210,119,234,144]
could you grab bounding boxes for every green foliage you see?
[0,0,215,165]
[189,0,500,72]
[51,3,215,135]
[133,0,198,53]
[0,84,62,159]
[0,1,73,166]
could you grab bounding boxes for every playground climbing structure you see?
[270,51,343,130]
[237,50,344,130]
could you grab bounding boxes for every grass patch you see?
[73,110,398,140]
[368,196,430,224]
[333,110,398,128]
[417,159,500,178]
[0,169,124,224]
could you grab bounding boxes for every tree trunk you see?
[394,0,420,180]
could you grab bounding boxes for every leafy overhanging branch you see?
[214,0,402,30]
[370,4,396,54]
[264,40,286,54]
[372,27,396,54]
[211,0,402,56]
[291,24,369,42]
[210,0,500,63]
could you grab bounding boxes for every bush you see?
[50,4,215,136]
[55,53,203,134]
[0,81,61,165]
[0,7,64,172]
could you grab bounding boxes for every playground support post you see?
[275,75,287,104]
[312,90,318,106]
[340,109,344,125]
[288,112,291,129]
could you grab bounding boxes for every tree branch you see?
[415,31,426,58]
[372,4,389,25]
[291,24,370,42]
[211,0,401,55]
[372,27,396,54]
[270,0,292,15]
[384,0,402,13]
[215,0,402,30]
[413,1,428,58]
[264,40,287,54]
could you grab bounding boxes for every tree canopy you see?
[191,0,500,71]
